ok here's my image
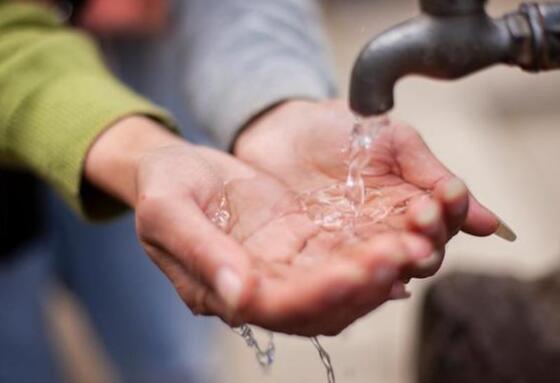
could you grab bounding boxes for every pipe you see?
[349,0,560,117]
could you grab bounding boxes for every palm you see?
[136,145,424,336]
[136,101,500,336]
[211,99,488,334]
[236,100,498,242]
[218,173,424,335]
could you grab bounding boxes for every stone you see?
[417,271,560,383]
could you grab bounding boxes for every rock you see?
[417,271,560,383]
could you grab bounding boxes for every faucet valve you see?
[506,2,560,71]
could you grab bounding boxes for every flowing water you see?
[209,114,393,382]
[312,336,336,383]
[211,197,279,372]
[233,325,276,368]
[299,114,393,237]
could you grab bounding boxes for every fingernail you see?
[216,268,243,310]
[414,251,442,271]
[445,178,467,201]
[417,202,440,226]
[494,219,517,242]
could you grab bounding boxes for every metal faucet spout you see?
[349,1,560,117]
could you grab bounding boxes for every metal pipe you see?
[349,0,560,117]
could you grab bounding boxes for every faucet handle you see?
[506,2,560,71]
[527,2,560,69]
[421,0,487,16]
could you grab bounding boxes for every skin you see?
[235,100,501,281]
[84,100,499,336]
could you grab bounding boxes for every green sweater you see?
[0,2,174,219]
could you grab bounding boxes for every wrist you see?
[234,99,324,158]
[234,99,302,156]
[84,115,183,207]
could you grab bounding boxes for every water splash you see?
[211,196,231,231]
[312,337,336,383]
[233,325,275,368]
[299,114,395,236]
[345,115,386,208]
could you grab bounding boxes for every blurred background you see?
[48,0,560,382]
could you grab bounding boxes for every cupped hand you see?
[86,113,511,336]
[133,142,435,336]
[87,117,433,335]
[235,100,515,280]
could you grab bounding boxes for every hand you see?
[84,116,438,336]
[235,100,516,280]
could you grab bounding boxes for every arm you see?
[181,0,337,148]
[0,2,174,219]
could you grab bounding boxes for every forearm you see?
[182,0,337,148]
[0,2,176,219]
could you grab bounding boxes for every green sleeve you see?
[0,2,176,220]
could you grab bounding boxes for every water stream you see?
[299,115,392,236]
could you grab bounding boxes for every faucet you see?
[349,0,560,117]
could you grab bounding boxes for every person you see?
[0,1,512,382]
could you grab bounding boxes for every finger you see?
[396,231,441,279]
[407,199,447,248]
[322,232,421,308]
[342,230,434,289]
[248,260,373,334]
[136,197,255,314]
[461,194,500,236]
[391,123,512,240]
[405,199,447,278]
[254,233,423,335]
[389,281,411,300]
[402,249,445,280]
[251,231,406,332]
[460,192,517,241]
[142,243,244,324]
[398,231,434,263]
[433,177,469,238]
[296,272,412,336]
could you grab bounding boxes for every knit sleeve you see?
[0,3,176,220]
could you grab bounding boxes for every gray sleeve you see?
[181,0,338,149]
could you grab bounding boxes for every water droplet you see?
[312,337,336,383]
